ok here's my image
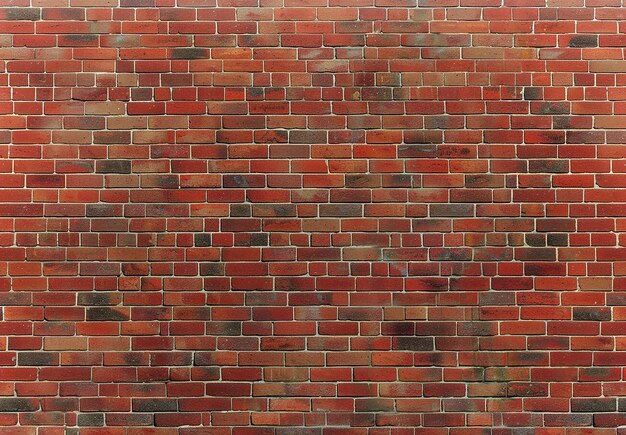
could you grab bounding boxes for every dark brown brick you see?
[571,398,615,412]
[77,413,105,427]
[523,87,542,100]
[568,35,598,47]
[430,204,474,217]
[78,293,122,306]
[18,352,59,366]
[393,337,434,351]
[132,399,178,412]
[507,383,548,397]
[6,8,41,20]
[96,160,131,174]
[194,234,212,247]
[0,399,39,412]
[171,48,208,59]
[86,307,130,321]
[319,204,362,217]
[573,307,611,321]
[200,263,224,276]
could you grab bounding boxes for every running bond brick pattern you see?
[2,0,626,433]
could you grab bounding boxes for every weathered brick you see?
[6,8,41,21]
[194,234,212,247]
[571,398,616,412]
[171,48,208,59]
[393,337,434,351]
[568,35,597,47]
[86,307,130,321]
[132,399,178,412]
[96,160,132,174]
[77,413,105,427]
[573,307,611,321]
[17,352,59,366]
[0,399,39,412]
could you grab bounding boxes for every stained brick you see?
[132,399,178,412]
[393,337,434,351]
[0,399,39,412]
[86,307,130,321]
[171,48,207,59]
[17,352,59,366]
[194,234,212,247]
[571,398,616,412]
[5,8,41,21]
[77,413,105,427]
[573,307,611,321]
[95,160,132,174]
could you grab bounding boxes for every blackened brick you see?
[571,398,615,412]
[525,234,545,247]
[393,337,434,351]
[6,8,41,20]
[132,399,178,412]
[529,160,568,173]
[171,48,207,59]
[250,233,269,246]
[17,352,59,366]
[547,233,568,246]
[430,204,474,217]
[230,204,251,217]
[78,293,122,306]
[573,307,611,321]
[200,263,224,276]
[523,87,542,100]
[194,233,212,247]
[86,307,130,321]
[319,204,362,217]
[568,35,598,47]
[96,160,131,174]
[0,399,39,412]
[77,413,105,427]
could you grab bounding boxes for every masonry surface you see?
[2,0,626,433]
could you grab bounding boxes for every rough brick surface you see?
[2,0,626,432]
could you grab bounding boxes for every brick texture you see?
[2,0,626,432]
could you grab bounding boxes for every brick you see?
[17,352,59,366]
[393,337,434,351]
[571,398,616,412]
[86,307,130,321]
[96,160,131,174]
[132,399,178,412]
[77,413,105,427]
[0,398,39,412]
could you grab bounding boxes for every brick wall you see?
[2,0,626,433]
